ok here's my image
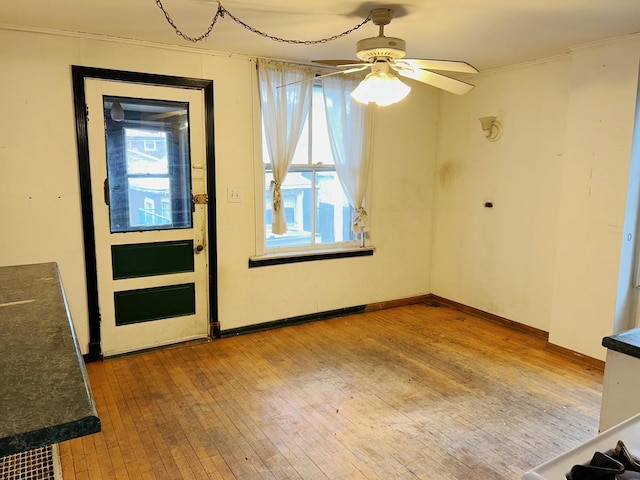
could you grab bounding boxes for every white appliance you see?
[522,412,640,479]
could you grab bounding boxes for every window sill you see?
[249,246,375,268]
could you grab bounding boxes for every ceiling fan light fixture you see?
[351,71,411,107]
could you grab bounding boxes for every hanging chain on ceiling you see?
[154,0,372,44]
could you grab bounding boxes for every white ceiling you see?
[1,0,639,71]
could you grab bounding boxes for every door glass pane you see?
[103,96,192,233]
[125,129,168,174]
[128,178,171,226]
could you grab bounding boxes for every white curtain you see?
[321,75,373,239]
[257,59,314,234]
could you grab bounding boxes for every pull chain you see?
[154,0,371,45]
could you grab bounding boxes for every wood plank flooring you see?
[59,303,604,479]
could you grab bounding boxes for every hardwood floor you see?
[59,304,604,479]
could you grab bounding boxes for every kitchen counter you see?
[600,327,640,432]
[602,328,640,358]
[0,262,100,456]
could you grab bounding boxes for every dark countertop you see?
[0,262,100,457]
[602,327,640,359]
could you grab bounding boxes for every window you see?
[142,197,155,224]
[263,84,356,251]
[143,140,157,152]
[103,96,192,233]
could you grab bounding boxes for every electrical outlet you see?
[227,187,243,203]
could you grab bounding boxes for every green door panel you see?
[112,241,194,279]
[114,283,196,326]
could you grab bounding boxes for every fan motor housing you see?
[356,36,406,62]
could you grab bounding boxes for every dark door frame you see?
[71,66,218,362]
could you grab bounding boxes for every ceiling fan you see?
[314,8,478,105]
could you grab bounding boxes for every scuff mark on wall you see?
[439,161,459,188]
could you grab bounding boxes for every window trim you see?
[249,246,375,268]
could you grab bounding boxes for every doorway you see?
[72,67,217,359]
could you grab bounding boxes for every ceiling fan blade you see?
[313,60,365,67]
[397,68,475,95]
[319,65,369,77]
[398,59,478,74]
[278,65,369,89]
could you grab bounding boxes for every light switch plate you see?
[227,187,243,203]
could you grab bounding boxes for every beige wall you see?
[0,28,437,353]
[549,38,640,359]
[433,57,569,332]
[2,27,639,361]
[434,36,640,360]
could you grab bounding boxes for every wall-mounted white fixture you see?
[479,116,502,142]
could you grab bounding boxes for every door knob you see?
[195,244,204,253]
